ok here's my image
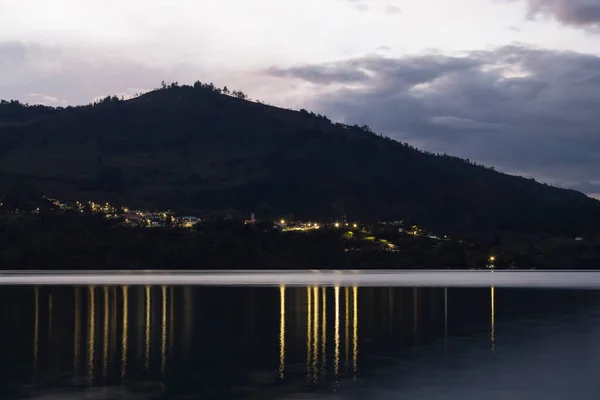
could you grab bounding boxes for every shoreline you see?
[2,269,600,287]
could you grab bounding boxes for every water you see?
[1,283,600,399]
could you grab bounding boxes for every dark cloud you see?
[265,63,371,84]
[263,45,600,195]
[517,0,600,28]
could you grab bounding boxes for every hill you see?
[1,82,599,239]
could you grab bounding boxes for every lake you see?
[1,273,600,399]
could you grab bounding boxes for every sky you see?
[2,0,600,196]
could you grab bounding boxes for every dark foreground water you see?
[1,285,600,399]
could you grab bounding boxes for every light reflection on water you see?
[22,285,363,389]
[279,285,285,379]
[2,284,600,399]
[121,286,128,379]
[491,286,495,353]
[87,286,95,384]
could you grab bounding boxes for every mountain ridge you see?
[0,82,598,238]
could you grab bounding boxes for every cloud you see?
[430,116,515,131]
[263,45,600,195]
[344,0,400,14]
[384,5,401,14]
[0,41,287,107]
[0,42,27,68]
[345,0,369,11]
[516,0,600,29]
[27,93,69,106]
[265,63,372,84]
[0,41,172,105]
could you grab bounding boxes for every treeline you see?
[1,208,598,270]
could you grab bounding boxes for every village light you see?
[280,219,285,224]
[353,223,358,228]
[334,222,340,228]
[489,255,495,262]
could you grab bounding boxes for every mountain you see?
[1,83,599,238]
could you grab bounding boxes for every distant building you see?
[123,212,144,225]
[180,216,200,228]
[244,212,257,225]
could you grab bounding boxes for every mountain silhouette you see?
[1,82,598,239]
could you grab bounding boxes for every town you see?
[0,194,503,269]
[2,195,428,234]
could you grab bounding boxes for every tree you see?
[222,86,230,95]
[232,90,248,100]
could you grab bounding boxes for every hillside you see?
[1,83,599,239]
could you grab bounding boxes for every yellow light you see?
[334,223,340,228]
[334,286,340,377]
[353,286,358,376]
[306,287,312,380]
[145,286,151,371]
[491,287,495,352]
[489,256,495,262]
[280,219,285,225]
[353,223,357,228]
[279,285,285,379]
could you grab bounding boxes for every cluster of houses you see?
[122,210,200,228]
[44,197,201,228]
[34,197,445,242]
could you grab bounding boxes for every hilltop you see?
[1,81,599,240]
